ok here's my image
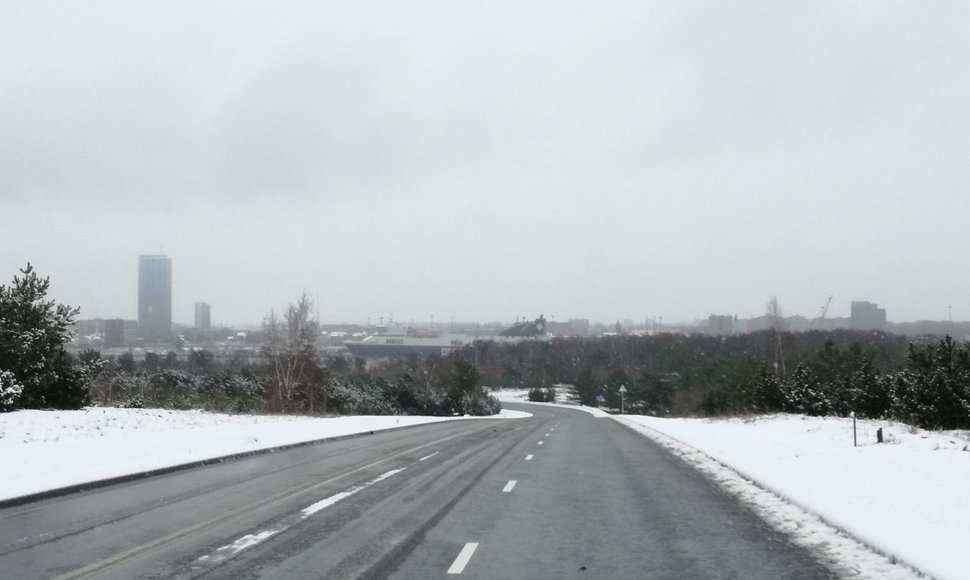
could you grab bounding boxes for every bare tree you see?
[262,293,319,413]
[766,296,787,379]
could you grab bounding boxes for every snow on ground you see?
[616,413,970,580]
[491,388,610,417]
[491,388,530,403]
[0,407,529,503]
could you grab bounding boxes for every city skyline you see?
[43,252,969,328]
[70,257,968,330]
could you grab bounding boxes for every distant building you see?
[194,302,211,331]
[104,319,125,347]
[74,318,102,338]
[707,314,735,335]
[500,315,548,337]
[851,301,887,331]
[123,319,138,340]
[745,315,774,333]
[546,318,591,337]
[138,255,172,340]
[568,318,590,336]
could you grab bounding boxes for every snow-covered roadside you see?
[496,389,959,579]
[491,388,610,417]
[616,414,969,580]
[0,407,530,503]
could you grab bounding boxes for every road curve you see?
[0,405,836,579]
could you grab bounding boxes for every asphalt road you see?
[0,404,837,579]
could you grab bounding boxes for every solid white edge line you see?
[502,480,517,493]
[447,542,479,574]
[525,454,534,461]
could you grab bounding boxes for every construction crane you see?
[811,295,833,330]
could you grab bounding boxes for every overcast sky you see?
[2,1,969,326]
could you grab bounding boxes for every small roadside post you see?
[851,411,857,447]
[619,384,628,414]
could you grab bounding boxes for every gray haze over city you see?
[2,1,969,327]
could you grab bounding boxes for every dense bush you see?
[327,378,399,415]
[83,349,500,417]
[86,363,267,414]
[696,336,970,429]
[888,337,970,429]
[528,387,555,402]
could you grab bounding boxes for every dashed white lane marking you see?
[418,451,440,462]
[537,440,544,445]
[447,542,480,574]
[525,454,534,461]
[502,480,517,493]
[199,527,286,564]
[301,468,404,517]
[196,468,406,566]
[544,433,550,436]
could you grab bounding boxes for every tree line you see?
[77,346,498,417]
[472,331,970,429]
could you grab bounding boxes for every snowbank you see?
[617,413,969,580]
[0,407,529,503]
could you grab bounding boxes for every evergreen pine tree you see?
[0,264,89,410]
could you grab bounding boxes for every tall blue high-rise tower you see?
[138,254,172,340]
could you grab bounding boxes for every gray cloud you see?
[2,1,969,324]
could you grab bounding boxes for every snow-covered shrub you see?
[146,370,195,410]
[0,369,23,412]
[195,371,261,413]
[446,357,489,414]
[528,387,555,402]
[120,394,145,409]
[462,388,501,416]
[843,360,890,419]
[781,364,835,416]
[381,375,447,415]
[328,378,398,415]
[219,371,265,413]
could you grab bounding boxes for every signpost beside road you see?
[619,384,627,414]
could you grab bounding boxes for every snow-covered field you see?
[0,407,530,503]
